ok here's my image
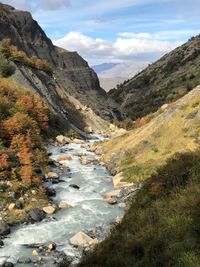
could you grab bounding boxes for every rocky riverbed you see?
[0,135,126,267]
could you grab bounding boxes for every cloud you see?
[53,31,181,64]
[119,30,200,40]
[3,0,70,11]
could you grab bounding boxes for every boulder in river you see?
[70,231,98,248]
[57,155,72,162]
[106,196,118,205]
[73,138,85,145]
[56,135,71,145]
[45,172,59,179]
[28,208,46,222]
[69,184,80,190]
[0,221,10,236]
[45,187,56,197]
[58,203,73,209]
[43,206,56,215]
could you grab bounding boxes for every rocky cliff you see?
[0,3,123,133]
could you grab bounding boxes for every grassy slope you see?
[79,150,200,267]
[101,85,200,183]
[109,35,200,120]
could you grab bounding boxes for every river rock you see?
[28,208,46,222]
[17,257,32,264]
[70,231,98,248]
[8,203,15,211]
[45,188,56,197]
[73,139,85,145]
[69,184,80,190]
[56,135,71,145]
[3,262,14,267]
[43,206,56,215]
[32,249,38,256]
[0,240,4,247]
[106,196,117,205]
[0,221,10,236]
[57,155,72,162]
[102,189,121,199]
[116,216,123,224]
[46,172,59,179]
[58,203,73,209]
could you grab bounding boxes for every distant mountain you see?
[92,61,149,91]
[109,35,200,120]
[92,63,119,74]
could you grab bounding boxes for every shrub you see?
[0,54,15,77]
[0,39,53,75]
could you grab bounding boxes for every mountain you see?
[109,35,200,120]
[80,83,200,267]
[97,77,128,92]
[0,3,123,133]
[92,63,118,74]
[93,61,149,91]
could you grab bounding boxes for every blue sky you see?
[4,0,200,64]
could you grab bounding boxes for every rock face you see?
[0,4,123,133]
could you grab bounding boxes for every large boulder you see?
[70,231,98,248]
[45,172,59,179]
[42,206,56,215]
[56,135,71,145]
[0,221,10,236]
[57,155,72,162]
[28,208,46,222]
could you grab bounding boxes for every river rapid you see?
[0,135,124,266]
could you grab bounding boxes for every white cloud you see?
[3,0,70,11]
[119,30,200,40]
[53,31,181,64]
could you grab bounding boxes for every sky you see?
[3,0,200,65]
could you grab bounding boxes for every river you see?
[0,135,124,266]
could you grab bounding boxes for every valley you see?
[0,2,200,267]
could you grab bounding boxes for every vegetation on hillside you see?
[80,150,200,267]
[110,35,200,120]
[0,78,50,223]
[101,85,200,183]
[0,39,53,76]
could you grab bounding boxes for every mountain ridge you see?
[109,35,200,120]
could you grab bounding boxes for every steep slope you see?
[98,84,200,182]
[0,3,123,133]
[110,35,200,120]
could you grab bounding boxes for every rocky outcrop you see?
[0,4,123,133]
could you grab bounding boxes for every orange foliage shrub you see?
[0,39,53,75]
[0,78,49,188]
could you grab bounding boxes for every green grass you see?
[79,150,200,267]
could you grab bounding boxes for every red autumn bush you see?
[0,78,49,188]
